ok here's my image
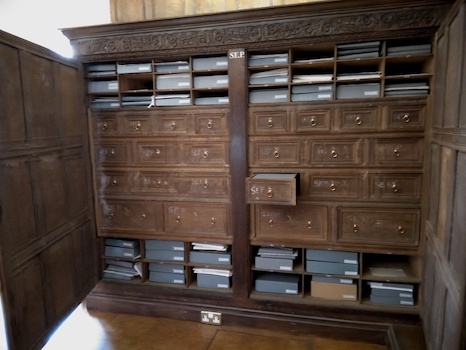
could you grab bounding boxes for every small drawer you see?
[94,117,118,135]
[100,200,158,232]
[295,109,331,132]
[135,142,178,164]
[250,141,301,166]
[337,106,379,131]
[156,114,188,134]
[194,113,228,135]
[251,110,288,133]
[383,104,425,130]
[96,143,128,164]
[174,175,229,197]
[372,138,423,165]
[307,172,362,199]
[252,204,328,243]
[183,142,228,165]
[123,117,152,134]
[246,173,297,205]
[97,171,130,193]
[133,172,174,193]
[337,208,420,247]
[369,173,422,201]
[164,202,229,237]
[309,140,363,165]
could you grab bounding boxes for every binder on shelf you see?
[255,273,299,295]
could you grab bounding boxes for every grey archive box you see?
[117,63,152,74]
[369,294,414,306]
[193,75,228,88]
[305,261,358,276]
[155,97,191,106]
[194,96,229,105]
[291,92,333,102]
[254,256,294,271]
[311,275,355,285]
[196,273,231,289]
[305,249,358,264]
[145,240,184,251]
[192,56,228,71]
[155,61,189,73]
[149,263,185,274]
[149,271,185,285]
[105,238,139,248]
[370,287,414,299]
[156,74,191,90]
[249,75,289,85]
[189,251,231,265]
[255,273,299,295]
[291,84,333,94]
[250,89,288,103]
[88,80,119,93]
[336,83,380,99]
[104,246,140,259]
[248,53,289,67]
[145,250,185,262]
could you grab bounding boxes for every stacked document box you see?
[337,41,380,59]
[155,61,189,73]
[194,96,229,105]
[336,83,380,99]
[194,268,232,289]
[148,263,185,285]
[117,62,152,74]
[194,75,228,88]
[306,249,359,276]
[255,273,299,295]
[310,275,357,301]
[291,84,333,102]
[190,243,232,289]
[87,63,116,77]
[249,68,288,85]
[88,80,119,93]
[248,53,289,67]
[384,81,429,97]
[368,282,415,306]
[386,43,431,56]
[103,259,142,281]
[254,246,298,271]
[154,94,191,106]
[192,56,228,71]
[156,73,191,90]
[89,98,120,109]
[121,95,152,107]
[104,238,140,259]
[250,89,288,103]
[145,239,185,262]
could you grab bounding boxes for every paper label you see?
[274,58,288,63]
[339,279,353,284]
[217,79,228,84]
[173,269,184,274]
[364,91,379,96]
[285,289,297,294]
[217,284,229,288]
[343,259,358,264]
[216,61,228,66]
[275,78,288,83]
[108,82,118,90]
[218,98,229,103]
[178,82,190,87]
[173,256,184,261]
[174,279,184,284]
[319,86,332,91]
[344,271,357,276]
[178,65,189,70]
[218,257,230,262]
[173,247,184,251]
[178,99,190,104]
[343,294,356,300]
[275,94,287,99]
[139,66,151,71]
[279,266,292,271]
[318,93,332,99]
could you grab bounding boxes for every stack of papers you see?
[257,246,298,259]
[103,260,142,281]
[192,243,229,251]
[121,95,152,107]
[337,41,380,59]
[292,74,333,83]
[384,81,429,96]
[193,268,232,277]
[386,44,431,56]
[337,71,382,81]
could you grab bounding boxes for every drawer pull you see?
[268,219,275,227]
[331,149,338,158]
[273,150,280,158]
[403,113,410,123]
[353,224,358,233]
[170,121,176,130]
[112,178,118,185]
[156,179,161,187]
[267,187,274,198]
[307,221,312,229]
[203,180,208,188]
[155,149,161,156]
[310,117,317,127]
[108,213,114,220]
[330,182,336,191]
[398,226,405,234]
[267,117,274,128]
[207,119,213,129]
[203,150,209,159]
[110,148,115,155]
[392,183,398,193]
[176,215,181,223]
[355,116,362,125]
[210,218,216,225]
[102,122,107,131]
[141,213,146,219]
[394,148,400,157]
[135,122,141,131]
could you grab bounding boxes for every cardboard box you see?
[192,56,228,71]
[148,263,185,274]
[145,240,184,251]
[305,260,358,276]
[149,271,185,285]
[254,273,299,295]
[189,251,231,265]
[305,249,358,264]
[196,273,231,289]
[145,250,185,262]
[249,89,288,103]
[254,256,294,271]
[311,280,358,301]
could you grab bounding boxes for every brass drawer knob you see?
[156,179,161,187]
[268,219,275,227]
[155,149,161,156]
[307,220,312,229]
[330,182,336,191]
[353,224,358,233]
[203,150,209,159]
[102,122,107,131]
[203,180,208,188]
[355,116,362,125]
[310,117,316,127]
[392,183,398,193]
[108,213,114,220]
[331,148,338,158]
[210,218,216,225]
[207,119,213,129]
[176,215,181,223]
[403,113,410,123]
[394,148,400,157]
[273,150,280,158]
[112,178,117,185]
[267,117,273,128]
[170,121,176,130]
[135,122,141,131]
[398,226,405,234]
[110,148,115,155]
[267,187,274,198]
[141,213,146,219]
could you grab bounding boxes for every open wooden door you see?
[0,31,98,350]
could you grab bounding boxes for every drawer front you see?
[307,173,362,199]
[194,113,228,135]
[133,171,174,193]
[309,140,363,165]
[156,115,188,134]
[164,202,229,236]
[123,117,152,135]
[338,208,420,246]
[183,142,228,165]
[100,200,158,231]
[251,110,288,133]
[174,175,229,197]
[98,171,130,193]
[251,141,301,165]
[246,177,296,205]
[370,173,422,201]
[295,109,331,132]
[135,142,178,164]
[372,139,423,165]
[96,143,128,164]
[337,106,379,131]
[94,117,118,136]
[383,104,425,130]
[252,204,328,242]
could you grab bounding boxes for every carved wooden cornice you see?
[63,1,452,61]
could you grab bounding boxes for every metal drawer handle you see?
[398,226,405,234]
[330,182,336,191]
[267,117,274,128]
[210,218,216,225]
[112,178,117,185]
[267,187,274,198]
[203,150,209,159]
[394,148,400,157]
[102,122,107,131]
[155,149,161,156]
[403,113,410,123]
[156,179,161,187]
[268,219,275,227]
[353,224,358,233]
[207,119,213,129]
[141,213,146,219]
[176,215,181,223]
[392,183,398,193]
[331,149,338,158]
[355,116,362,125]
[170,121,176,130]
[135,122,141,131]
[203,180,208,188]
[273,150,280,158]
[108,213,114,220]
[110,148,115,155]
[310,117,316,127]
[307,220,312,229]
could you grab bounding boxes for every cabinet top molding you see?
[62,0,452,61]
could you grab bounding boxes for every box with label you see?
[117,63,152,74]
[369,294,414,306]
[149,271,185,285]
[249,74,289,85]
[194,96,229,105]
[156,74,191,90]
[248,53,289,67]
[291,92,333,101]
[306,249,358,264]
[194,75,228,88]
[145,250,185,262]
[104,246,140,259]
[193,56,228,71]
[148,263,185,274]
[250,89,288,103]
[336,83,380,99]
[155,61,189,73]
[306,260,358,276]
[145,240,184,251]
[291,84,333,94]
[105,238,139,249]
[189,251,231,265]
[254,256,294,271]
[370,287,414,299]
[254,273,299,295]
[310,276,357,301]
[155,97,191,106]
[196,273,231,289]
[88,80,119,93]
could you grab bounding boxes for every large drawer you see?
[371,138,423,166]
[155,114,189,134]
[309,140,364,165]
[369,173,422,201]
[306,172,363,199]
[295,109,331,132]
[250,110,289,134]
[251,204,328,242]
[134,142,179,164]
[337,208,420,246]
[95,143,129,164]
[336,106,379,131]
[174,174,230,197]
[246,173,297,205]
[133,171,174,194]
[99,200,159,232]
[250,141,301,166]
[182,142,229,165]
[382,104,425,130]
[93,116,118,136]
[97,170,131,193]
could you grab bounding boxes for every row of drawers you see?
[95,138,423,166]
[98,170,421,202]
[98,200,419,248]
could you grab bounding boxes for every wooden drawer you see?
[337,208,420,246]
[164,202,229,237]
[251,110,288,133]
[372,138,423,165]
[295,109,331,132]
[306,172,363,199]
[95,143,128,164]
[252,204,328,242]
[309,140,363,165]
[133,171,174,193]
[97,170,130,193]
[100,200,158,232]
[383,104,425,130]
[123,116,152,135]
[135,142,178,164]
[250,141,301,166]
[156,114,188,134]
[183,142,228,165]
[369,173,422,201]
[336,106,379,131]
[93,116,118,136]
[174,175,229,197]
[193,113,228,135]
[246,173,297,205]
